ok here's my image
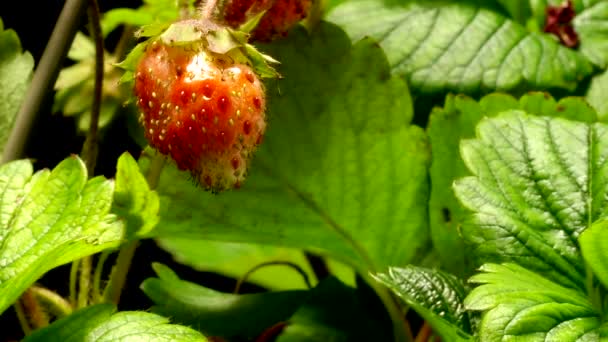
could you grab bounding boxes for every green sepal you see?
[238,10,267,34]
[118,19,281,84]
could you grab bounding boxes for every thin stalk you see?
[414,322,433,342]
[103,241,138,304]
[303,0,324,32]
[364,273,413,342]
[234,261,313,294]
[92,251,111,303]
[73,0,104,311]
[200,0,218,19]
[1,0,88,163]
[20,289,49,329]
[14,300,32,336]
[103,154,165,304]
[81,0,104,173]
[30,286,73,318]
[114,26,135,60]
[69,259,79,306]
[77,256,92,308]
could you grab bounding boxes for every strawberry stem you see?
[77,255,92,308]
[19,288,50,329]
[200,0,219,20]
[103,153,166,305]
[13,298,32,336]
[81,0,104,174]
[73,0,104,312]
[92,251,111,303]
[234,261,313,294]
[30,286,73,318]
[1,0,88,163]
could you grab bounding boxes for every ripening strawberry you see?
[134,40,266,192]
[222,0,313,41]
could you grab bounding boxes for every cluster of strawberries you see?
[133,0,312,192]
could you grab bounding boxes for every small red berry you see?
[134,40,267,192]
[222,0,313,41]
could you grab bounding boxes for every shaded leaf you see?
[374,266,472,341]
[112,152,159,239]
[0,157,123,314]
[276,277,392,342]
[328,1,593,95]
[141,263,308,339]
[454,112,608,290]
[24,303,206,341]
[156,239,316,290]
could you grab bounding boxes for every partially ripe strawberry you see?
[222,0,313,41]
[134,40,266,192]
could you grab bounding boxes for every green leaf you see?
[112,152,159,238]
[0,157,124,314]
[374,266,472,341]
[429,93,596,275]
[141,263,308,339]
[572,1,608,68]
[586,68,608,121]
[116,41,147,72]
[67,32,95,61]
[327,1,593,95]
[465,263,606,341]
[276,277,392,342]
[145,23,430,273]
[157,239,315,289]
[579,220,608,289]
[24,303,206,341]
[0,19,34,159]
[101,0,185,37]
[157,238,356,289]
[102,9,156,37]
[454,112,608,290]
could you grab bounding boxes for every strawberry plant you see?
[3,0,608,341]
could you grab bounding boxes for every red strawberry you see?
[222,0,313,41]
[134,40,266,192]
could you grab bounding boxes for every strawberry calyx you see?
[117,18,280,85]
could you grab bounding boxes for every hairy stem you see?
[103,241,138,304]
[30,286,73,318]
[77,255,92,308]
[92,251,111,303]
[234,260,313,294]
[1,0,88,163]
[114,26,136,60]
[200,0,218,20]
[69,259,79,307]
[414,322,433,342]
[103,153,165,304]
[14,300,32,336]
[303,0,324,32]
[20,289,49,329]
[81,0,104,173]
